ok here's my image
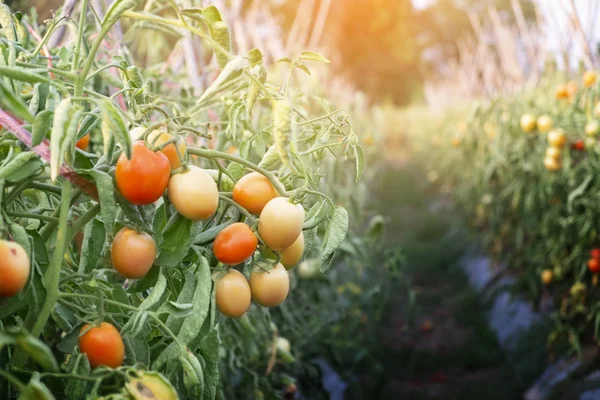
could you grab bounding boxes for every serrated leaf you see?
[0,79,31,122]
[247,48,263,65]
[299,51,331,63]
[198,57,248,105]
[258,145,281,170]
[0,66,50,83]
[276,57,293,65]
[84,169,116,239]
[272,99,292,168]
[78,219,105,274]
[157,215,202,267]
[320,206,349,272]
[202,5,222,23]
[0,151,39,182]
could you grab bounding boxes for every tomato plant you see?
[0,1,363,398]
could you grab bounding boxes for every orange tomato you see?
[111,227,156,279]
[147,130,186,169]
[258,197,305,250]
[213,223,258,265]
[168,166,219,220]
[280,232,304,270]
[233,172,279,215]
[0,240,30,297]
[115,142,171,205]
[76,134,90,151]
[547,129,567,148]
[79,322,125,368]
[249,263,289,307]
[541,269,553,285]
[589,258,600,274]
[584,71,597,88]
[215,269,251,318]
[555,85,569,99]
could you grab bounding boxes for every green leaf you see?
[210,21,231,69]
[154,258,211,370]
[18,373,55,400]
[180,350,205,397]
[245,65,266,116]
[0,152,41,183]
[166,269,197,335]
[0,66,50,83]
[157,215,202,267]
[9,223,30,258]
[0,331,59,372]
[567,175,593,213]
[276,57,293,65]
[294,62,311,75]
[50,98,82,181]
[299,51,331,63]
[303,200,329,230]
[247,48,263,65]
[320,206,349,272]
[197,57,248,105]
[77,219,106,274]
[272,99,293,169]
[85,169,116,239]
[353,145,365,182]
[139,271,167,311]
[202,5,223,23]
[124,334,150,367]
[32,110,53,147]
[0,79,31,123]
[100,99,131,159]
[200,328,220,400]
[258,145,281,170]
[64,354,91,398]
[226,162,245,181]
[127,265,160,293]
[29,83,49,115]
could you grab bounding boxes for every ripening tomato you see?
[280,232,304,270]
[451,137,462,147]
[591,249,600,259]
[543,156,561,172]
[0,240,30,297]
[541,269,553,286]
[76,134,90,151]
[589,258,600,274]
[79,322,125,368]
[584,71,598,88]
[233,172,279,215]
[115,141,171,206]
[555,85,569,99]
[258,197,305,250]
[168,166,219,220]
[566,81,578,97]
[545,147,561,160]
[537,115,553,133]
[585,121,600,136]
[213,223,258,265]
[215,269,251,318]
[147,130,186,169]
[250,263,289,307]
[520,114,537,133]
[572,140,586,151]
[111,227,156,279]
[547,129,567,148]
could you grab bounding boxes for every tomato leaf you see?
[180,350,205,396]
[197,57,248,105]
[77,219,106,274]
[9,223,31,259]
[157,215,202,267]
[272,99,293,169]
[166,269,197,334]
[50,98,82,182]
[258,145,281,170]
[18,373,55,400]
[199,327,220,400]
[298,51,331,64]
[0,330,59,372]
[0,151,41,183]
[32,110,53,147]
[100,99,130,159]
[353,144,365,182]
[210,21,231,69]
[84,169,116,239]
[0,79,31,123]
[0,66,50,84]
[320,206,349,272]
[124,334,150,367]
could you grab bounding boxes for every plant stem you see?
[187,147,287,196]
[5,211,60,223]
[218,195,254,221]
[59,292,138,312]
[0,370,24,390]
[67,204,100,243]
[13,183,72,368]
[73,0,90,72]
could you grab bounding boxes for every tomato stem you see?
[187,147,287,196]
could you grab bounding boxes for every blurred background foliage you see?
[7,0,537,105]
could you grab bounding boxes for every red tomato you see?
[591,249,600,259]
[571,140,585,151]
[79,322,125,368]
[115,141,171,205]
[589,258,600,274]
[213,223,258,265]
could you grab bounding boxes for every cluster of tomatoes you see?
[2,127,310,370]
[518,71,600,172]
[541,249,600,288]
